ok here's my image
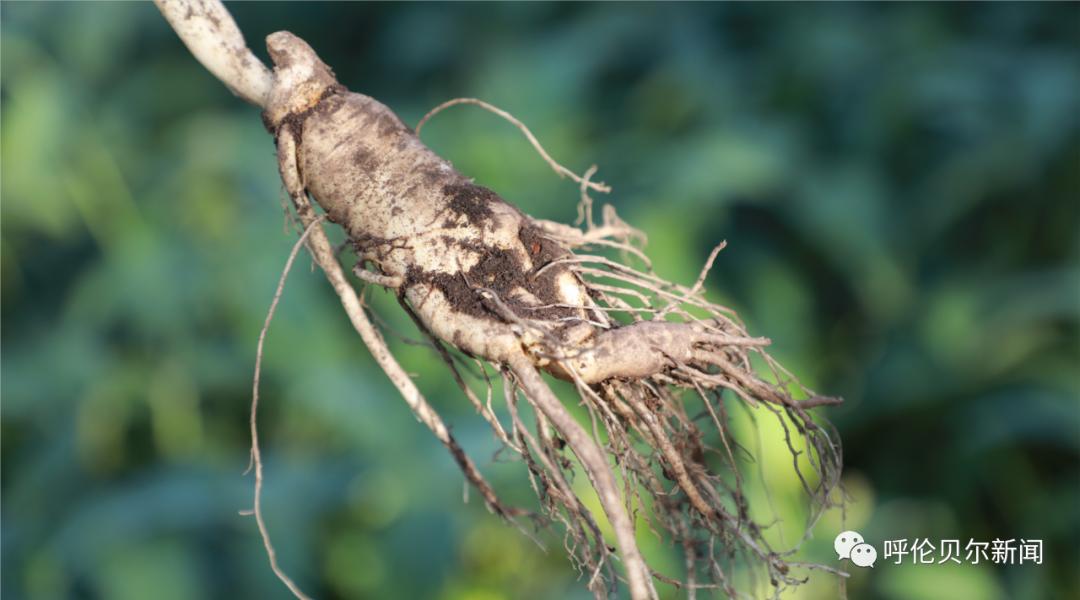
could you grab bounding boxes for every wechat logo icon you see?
[835,530,877,568]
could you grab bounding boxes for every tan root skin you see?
[263,32,745,387]
[270,34,548,358]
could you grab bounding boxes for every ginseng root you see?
[156,3,845,597]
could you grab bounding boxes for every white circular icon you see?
[850,542,877,568]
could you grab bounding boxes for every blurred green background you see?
[3,2,1077,599]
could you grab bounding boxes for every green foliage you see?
[3,3,1077,598]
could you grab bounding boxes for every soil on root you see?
[404,221,578,325]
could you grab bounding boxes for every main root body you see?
[157,5,845,596]
[259,32,843,599]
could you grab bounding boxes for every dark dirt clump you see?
[442,183,498,226]
[516,223,574,321]
[404,222,577,325]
